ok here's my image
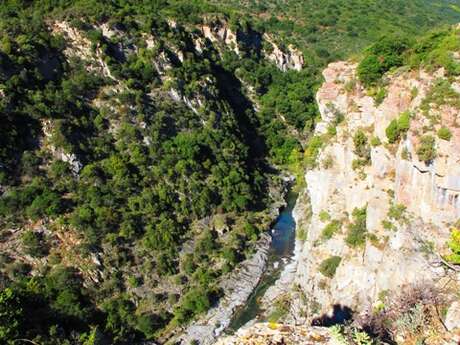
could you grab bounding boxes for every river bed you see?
[227,190,298,331]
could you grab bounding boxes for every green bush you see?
[353,130,371,162]
[321,220,341,240]
[398,111,411,132]
[319,256,342,278]
[385,112,411,143]
[388,203,407,221]
[21,231,48,257]
[345,207,368,248]
[319,210,331,222]
[437,127,452,141]
[416,135,436,162]
[446,227,460,264]
[370,136,381,147]
[386,119,400,143]
[357,36,410,87]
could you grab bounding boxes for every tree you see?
[21,231,48,257]
[0,288,23,342]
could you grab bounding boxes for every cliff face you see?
[293,61,460,322]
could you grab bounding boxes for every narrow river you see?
[227,190,298,331]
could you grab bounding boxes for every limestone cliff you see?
[292,61,460,329]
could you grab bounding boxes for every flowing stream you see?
[227,190,298,332]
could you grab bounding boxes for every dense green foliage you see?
[358,25,460,87]
[0,1,306,342]
[358,36,410,87]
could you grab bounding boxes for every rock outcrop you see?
[293,61,460,321]
[264,35,304,72]
[215,323,338,345]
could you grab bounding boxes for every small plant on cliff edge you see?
[319,256,342,278]
[370,136,381,147]
[353,130,371,162]
[321,220,342,240]
[346,207,368,248]
[437,127,452,141]
[416,135,436,163]
[385,111,411,144]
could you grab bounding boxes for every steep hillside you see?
[0,3,313,343]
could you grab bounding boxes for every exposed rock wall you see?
[199,20,303,72]
[293,61,460,320]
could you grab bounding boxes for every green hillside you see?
[210,0,460,62]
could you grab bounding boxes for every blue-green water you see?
[227,191,297,331]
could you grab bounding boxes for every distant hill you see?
[210,0,460,62]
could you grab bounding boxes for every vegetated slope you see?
[210,0,460,63]
[0,2,318,344]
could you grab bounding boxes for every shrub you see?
[446,227,460,264]
[416,135,436,162]
[437,127,452,141]
[370,136,381,147]
[321,220,341,240]
[319,256,342,278]
[353,130,371,162]
[398,111,411,132]
[386,119,400,143]
[386,112,411,143]
[345,207,367,248]
[322,155,334,169]
[388,204,407,222]
[357,36,410,87]
[401,147,410,160]
[21,231,48,257]
[319,210,331,222]
[352,158,368,171]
